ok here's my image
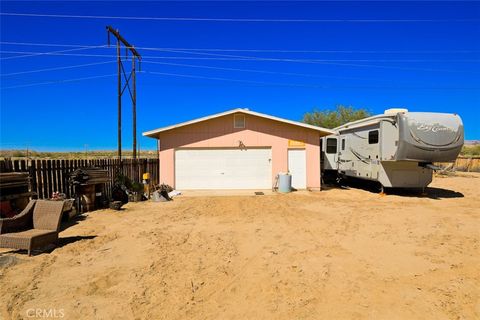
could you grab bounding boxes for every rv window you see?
[341,139,345,150]
[368,130,379,144]
[326,138,337,154]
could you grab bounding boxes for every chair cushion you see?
[0,229,57,239]
[0,229,58,251]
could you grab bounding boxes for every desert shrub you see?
[461,145,480,157]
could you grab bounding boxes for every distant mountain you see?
[465,140,480,146]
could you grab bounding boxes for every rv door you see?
[324,137,339,170]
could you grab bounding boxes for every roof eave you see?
[142,108,334,138]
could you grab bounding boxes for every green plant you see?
[131,181,144,192]
[303,105,372,129]
[114,173,133,189]
[461,145,480,156]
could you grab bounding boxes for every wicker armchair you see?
[0,200,65,256]
[0,200,36,233]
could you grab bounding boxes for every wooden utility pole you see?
[116,38,122,160]
[106,26,142,161]
[132,56,137,159]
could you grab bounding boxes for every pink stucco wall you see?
[155,112,322,190]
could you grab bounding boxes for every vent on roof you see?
[234,114,246,128]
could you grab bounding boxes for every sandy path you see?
[1,174,479,319]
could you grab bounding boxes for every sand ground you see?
[1,174,479,319]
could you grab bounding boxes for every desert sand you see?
[1,173,479,319]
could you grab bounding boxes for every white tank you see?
[384,108,408,115]
[278,172,292,193]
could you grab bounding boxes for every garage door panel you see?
[175,148,272,189]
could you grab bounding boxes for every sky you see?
[0,1,479,151]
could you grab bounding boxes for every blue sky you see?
[1,1,479,151]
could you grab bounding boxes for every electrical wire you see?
[137,47,480,54]
[1,50,477,74]
[2,69,477,90]
[0,41,111,49]
[148,48,480,73]
[2,41,478,54]
[145,70,480,90]
[1,73,117,89]
[0,60,115,77]
[0,45,107,61]
[3,49,480,62]
[1,12,478,22]
[142,60,387,82]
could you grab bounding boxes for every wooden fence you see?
[453,156,480,172]
[0,158,159,200]
[437,156,480,173]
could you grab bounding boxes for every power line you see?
[2,50,477,74]
[162,47,480,63]
[1,73,117,89]
[0,56,469,88]
[145,49,480,73]
[142,60,387,82]
[145,71,480,90]
[0,45,107,61]
[146,70,331,87]
[1,69,476,90]
[0,60,115,77]
[1,50,479,63]
[0,41,108,49]
[2,41,478,54]
[0,50,118,59]
[1,12,478,22]
[139,47,480,54]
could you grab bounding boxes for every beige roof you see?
[143,108,334,138]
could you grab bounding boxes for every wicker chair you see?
[0,200,36,233]
[0,200,65,256]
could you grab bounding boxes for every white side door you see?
[288,149,307,189]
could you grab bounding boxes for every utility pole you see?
[117,37,121,161]
[106,26,142,162]
[132,56,137,159]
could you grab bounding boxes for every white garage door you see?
[288,149,307,189]
[175,148,272,189]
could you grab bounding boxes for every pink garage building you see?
[143,109,333,190]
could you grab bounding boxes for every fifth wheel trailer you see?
[321,109,464,190]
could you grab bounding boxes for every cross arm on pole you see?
[106,26,142,60]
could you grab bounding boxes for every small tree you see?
[302,105,372,129]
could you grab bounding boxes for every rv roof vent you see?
[384,108,408,115]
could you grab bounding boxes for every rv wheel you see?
[379,184,387,195]
[322,170,339,185]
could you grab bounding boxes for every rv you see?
[321,109,464,190]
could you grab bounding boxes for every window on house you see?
[234,114,245,128]
[369,130,379,144]
[326,138,337,154]
[341,139,345,150]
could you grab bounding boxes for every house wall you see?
[156,113,322,190]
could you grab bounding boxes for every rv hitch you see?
[419,162,442,171]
